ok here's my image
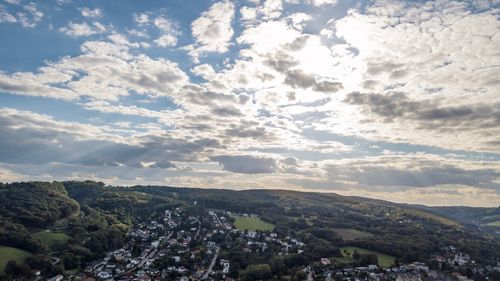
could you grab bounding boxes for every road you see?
[201,246,220,280]
[124,231,173,274]
[193,218,201,240]
[137,248,157,268]
[212,212,223,227]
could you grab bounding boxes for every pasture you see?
[335,246,395,268]
[486,221,500,227]
[33,230,70,250]
[333,228,373,240]
[0,246,32,274]
[233,216,275,231]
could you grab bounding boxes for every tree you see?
[353,250,360,261]
[5,260,35,280]
[240,264,272,281]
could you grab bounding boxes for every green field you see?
[233,216,275,231]
[486,221,500,227]
[333,228,373,240]
[0,246,32,274]
[334,246,395,268]
[33,230,70,249]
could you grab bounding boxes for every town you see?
[45,206,498,281]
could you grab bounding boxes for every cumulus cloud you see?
[0,5,16,23]
[153,16,179,47]
[15,2,43,28]
[0,36,190,101]
[80,7,103,18]
[211,155,278,174]
[344,92,500,150]
[0,107,224,168]
[307,0,338,7]
[60,21,106,37]
[189,1,235,58]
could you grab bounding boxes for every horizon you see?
[1,0,499,207]
[2,179,499,208]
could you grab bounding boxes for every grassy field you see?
[0,246,32,274]
[233,216,275,231]
[333,228,373,240]
[33,230,70,249]
[335,246,395,268]
[486,221,500,227]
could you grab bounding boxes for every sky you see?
[0,0,499,207]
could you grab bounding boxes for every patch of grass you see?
[64,268,80,275]
[486,221,500,227]
[334,246,395,268]
[233,216,275,231]
[33,230,70,250]
[333,228,373,240]
[0,246,32,274]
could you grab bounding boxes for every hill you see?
[0,181,499,280]
[62,182,499,262]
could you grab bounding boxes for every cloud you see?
[152,16,179,47]
[133,13,150,25]
[0,36,190,101]
[154,34,177,47]
[344,91,500,130]
[14,2,43,28]
[80,7,103,18]
[211,155,279,174]
[189,1,235,58]
[60,21,107,37]
[4,0,21,5]
[0,5,16,23]
[307,0,338,7]
[0,107,224,168]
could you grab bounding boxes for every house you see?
[151,240,160,248]
[97,271,112,279]
[321,258,331,265]
[220,259,230,274]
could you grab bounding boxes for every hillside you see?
[61,182,499,262]
[0,181,499,280]
[415,205,500,230]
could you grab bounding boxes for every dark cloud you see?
[284,35,310,51]
[285,69,316,88]
[0,109,222,168]
[182,84,236,106]
[211,155,278,173]
[285,70,343,93]
[313,81,343,93]
[224,123,274,140]
[263,51,298,72]
[149,160,177,169]
[365,61,407,78]
[211,106,243,117]
[344,92,500,129]
[314,163,500,191]
[344,92,419,120]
